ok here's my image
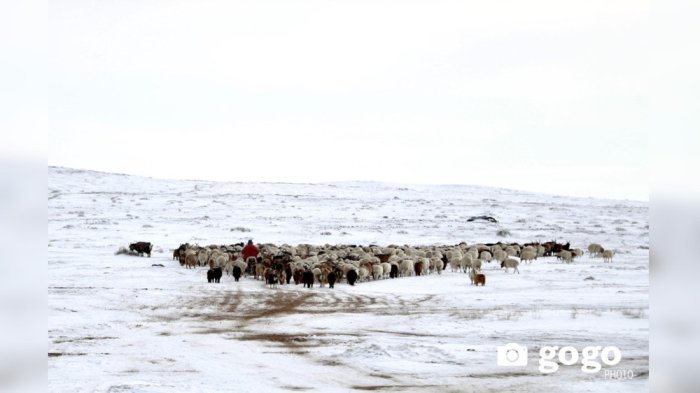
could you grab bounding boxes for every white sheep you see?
[431,258,443,275]
[501,258,520,274]
[493,249,508,264]
[197,249,210,266]
[459,254,473,273]
[400,259,414,277]
[372,264,383,280]
[479,250,493,264]
[536,245,546,257]
[588,243,604,257]
[358,267,370,282]
[519,250,536,264]
[470,258,482,272]
[558,250,573,264]
[381,262,392,278]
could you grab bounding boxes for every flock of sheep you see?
[168,241,616,288]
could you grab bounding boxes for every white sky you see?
[46,0,655,200]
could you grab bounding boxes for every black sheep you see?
[285,265,293,284]
[347,269,358,286]
[232,266,241,282]
[207,267,222,283]
[327,271,337,288]
[303,270,314,288]
[390,264,398,279]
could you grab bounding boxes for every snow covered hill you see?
[48,166,648,392]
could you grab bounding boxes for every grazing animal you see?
[372,264,383,280]
[303,270,314,288]
[293,270,303,285]
[389,264,399,279]
[232,266,241,282]
[519,250,536,264]
[470,258,482,272]
[207,267,223,283]
[414,261,424,276]
[347,269,358,286]
[602,249,614,263]
[285,265,293,284]
[327,271,337,288]
[501,258,520,274]
[277,269,287,286]
[558,250,573,264]
[588,243,604,257]
[184,251,197,269]
[173,249,180,262]
[129,242,153,257]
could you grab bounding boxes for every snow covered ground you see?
[48,167,648,392]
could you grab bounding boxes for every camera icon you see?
[497,343,528,366]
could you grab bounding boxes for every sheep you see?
[458,255,472,273]
[327,271,337,288]
[602,249,615,263]
[347,269,358,286]
[519,250,536,264]
[197,249,210,267]
[558,250,573,264]
[381,262,391,278]
[492,249,508,264]
[372,264,383,280]
[303,270,314,288]
[572,248,584,258]
[223,260,234,276]
[312,267,322,283]
[389,263,399,279]
[536,245,546,257]
[184,250,197,269]
[400,259,413,277]
[521,245,535,255]
[501,258,520,274]
[293,269,303,285]
[471,258,482,272]
[232,265,242,282]
[588,243,604,257]
[479,251,493,264]
[447,250,463,271]
[414,261,424,276]
[207,267,223,283]
[129,242,153,257]
[234,260,248,277]
[431,258,443,275]
[358,267,370,282]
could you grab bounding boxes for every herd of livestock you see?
[148,240,617,288]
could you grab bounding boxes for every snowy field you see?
[48,167,648,392]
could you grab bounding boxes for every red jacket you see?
[242,244,260,259]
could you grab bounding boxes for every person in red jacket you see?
[242,240,260,274]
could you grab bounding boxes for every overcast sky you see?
[47,0,654,200]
